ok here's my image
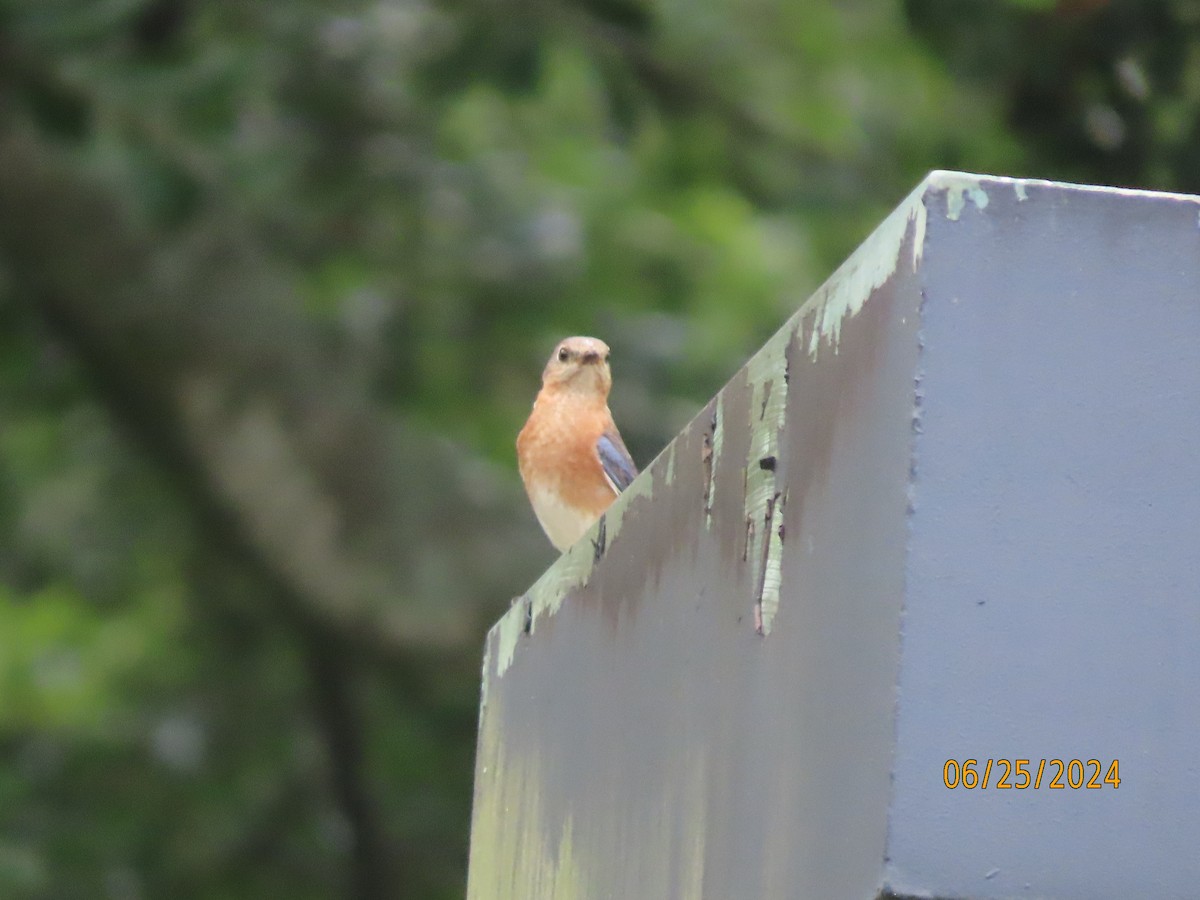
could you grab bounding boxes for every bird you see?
[517,336,638,552]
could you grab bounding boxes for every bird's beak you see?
[581,350,601,364]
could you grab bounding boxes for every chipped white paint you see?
[804,180,928,359]
[934,170,1200,207]
[490,598,529,690]
[799,168,1200,361]
[934,171,990,221]
[743,326,791,635]
[601,470,654,546]
[527,541,594,630]
[480,632,493,708]
[704,395,724,530]
[490,547,586,681]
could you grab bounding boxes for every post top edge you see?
[921,169,1200,204]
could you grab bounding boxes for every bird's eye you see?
[557,348,570,362]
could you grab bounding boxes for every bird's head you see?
[541,336,612,396]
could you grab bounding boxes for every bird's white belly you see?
[528,483,599,552]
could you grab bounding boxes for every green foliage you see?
[1,0,1196,897]
[905,0,1200,190]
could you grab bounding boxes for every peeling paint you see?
[526,542,596,634]
[480,630,494,709]
[604,466,655,541]
[491,596,531,686]
[932,171,990,221]
[704,397,724,530]
[744,328,791,634]
[487,536,596,680]
[935,170,1200,206]
[769,169,1200,365]
[929,170,1200,216]
[804,180,927,359]
[755,490,786,635]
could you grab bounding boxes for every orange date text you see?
[942,758,1120,790]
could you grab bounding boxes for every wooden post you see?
[467,172,1200,899]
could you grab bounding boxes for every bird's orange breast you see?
[517,395,618,518]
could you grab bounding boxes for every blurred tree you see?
[0,0,1189,897]
[905,0,1200,191]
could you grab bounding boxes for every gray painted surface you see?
[888,180,1200,898]
[468,173,1200,899]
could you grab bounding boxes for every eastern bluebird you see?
[517,336,638,552]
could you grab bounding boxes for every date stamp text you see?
[943,758,1121,789]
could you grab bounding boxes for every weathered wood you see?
[468,172,1200,899]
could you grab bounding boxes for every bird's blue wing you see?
[597,431,637,493]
